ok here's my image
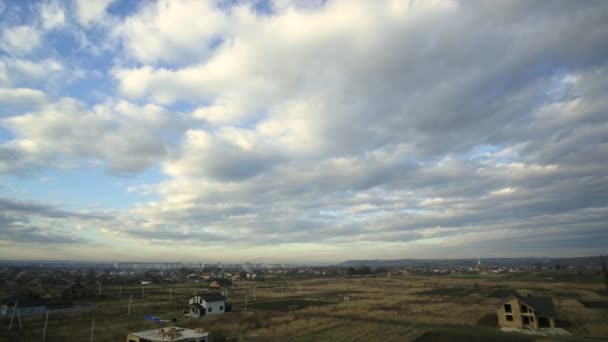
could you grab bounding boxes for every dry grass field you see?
[1,273,606,341]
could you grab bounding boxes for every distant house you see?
[61,282,88,299]
[183,293,226,317]
[126,327,208,342]
[1,295,48,317]
[207,278,231,291]
[29,278,43,287]
[496,292,556,329]
[208,280,221,291]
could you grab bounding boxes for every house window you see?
[521,305,528,313]
[530,317,534,322]
[208,307,212,312]
[220,306,223,310]
[504,304,512,313]
[506,315,513,321]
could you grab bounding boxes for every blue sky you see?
[0,0,607,263]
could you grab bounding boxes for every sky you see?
[0,0,607,264]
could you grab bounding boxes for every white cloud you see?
[40,1,66,30]
[75,0,112,26]
[114,0,228,65]
[162,128,280,180]
[1,98,191,174]
[490,187,516,196]
[0,26,41,56]
[0,87,48,109]
[0,57,67,92]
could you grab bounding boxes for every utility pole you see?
[8,300,15,331]
[127,295,132,316]
[42,310,49,341]
[8,299,22,331]
[600,255,608,295]
[89,317,95,342]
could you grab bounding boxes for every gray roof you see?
[524,296,557,317]
[497,292,556,317]
[198,292,225,302]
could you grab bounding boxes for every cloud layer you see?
[0,0,607,262]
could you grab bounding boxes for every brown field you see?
[1,274,607,341]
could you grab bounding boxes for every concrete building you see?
[184,293,226,317]
[496,292,556,329]
[126,327,208,342]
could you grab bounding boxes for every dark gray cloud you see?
[0,196,109,244]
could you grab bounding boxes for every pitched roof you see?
[197,292,225,302]
[496,292,556,317]
[524,296,557,317]
[496,291,526,307]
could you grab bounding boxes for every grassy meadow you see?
[0,273,606,341]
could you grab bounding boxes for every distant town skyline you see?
[1,0,607,263]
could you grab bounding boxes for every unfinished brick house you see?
[496,292,556,329]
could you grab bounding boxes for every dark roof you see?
[197,293,225,302]
[524,296,557,317]
[1,295,47,307]
[57,282,87,291]
[496,292,556,317]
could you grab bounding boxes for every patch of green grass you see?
[579,300,608,309]
[476,313,498,327]
[291,321,419,342]
[414,327,534,342]
[246,299,333,312]
[417,287,477,297]
[552,292,581,298]
[487,289,515,298]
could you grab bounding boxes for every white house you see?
[184,293,226,317]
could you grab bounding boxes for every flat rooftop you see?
[128,327,208,341]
